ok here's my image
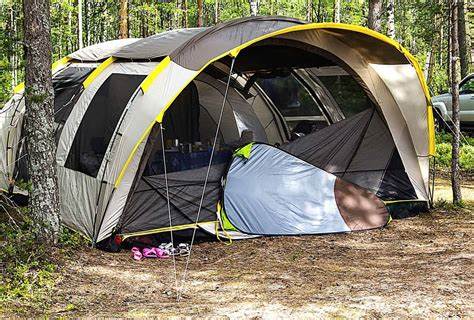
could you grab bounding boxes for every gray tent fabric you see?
[113,28,207,60]
[170,16,305,70]
[223,143,389,235]
[68,38,140,61]
[196,73,268,142]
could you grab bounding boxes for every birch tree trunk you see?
[333,0,340,23]
[23,0,61,244]
[214,0,219,24]
[306,0,312,22]
[197,0,203,27]
[450,0,462,205]
[119,0,129,39]
[458,0,469,78]
[85,0,90,46]
[387,0,395,38]
[249,0,258,16]
[368,0,382,32]
[9,4,16,90]
[78,0,83,49]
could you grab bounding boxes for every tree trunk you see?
[84,0,90,46]
[77,0,83,49]
[214,0,218,24]
[458,0,469,78]
[447,10,452,87]
[119,0,129,39]
[183,0,188,27]
[197,0,203,27]
[387,0,395,38]
[450,0,462,205]
[316,0,322,22]
[427,40,437,85]
[23,0,61,244]
[249,0,258,16]
[368,0,382,32]
[333,0,340,23]
[9,3,16,90]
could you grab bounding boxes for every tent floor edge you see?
[385,200,429,219]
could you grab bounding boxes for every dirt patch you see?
[8,208,467,319]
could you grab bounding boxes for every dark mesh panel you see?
[120,164,225,234]
[11,66,94,183]
[376,149,417,200]
[161,82,200,144]
[281,109,417,200]
[65,74,145,177]
[317,74,372,117]
[117,82,234,235]
[13,137,28,183]
[53,66,94,144]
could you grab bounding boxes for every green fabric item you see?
[234,143,254,159]
[220,206,238,231]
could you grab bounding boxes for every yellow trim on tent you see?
[383,199,427,204]
[13,56,72,94]
[12,83,25,95]
[117,23,434,187]
[119,221,218,240]
[114,119,158,187]
[52,56,72,73]
[82,56,117,88]
[427,106,436,155]
[140,56,171,92]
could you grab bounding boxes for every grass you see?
[0,197,88,312]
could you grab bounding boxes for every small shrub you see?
[0,204,56,303]
[0,196,88,307]
[460,145,474,171]
[435,135,474,172]
[436,143,452,168]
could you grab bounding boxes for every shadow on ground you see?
[4,179,474,318]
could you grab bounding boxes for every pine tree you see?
[23,0,61,244]
[368,0,382,32]
[450,0,462,205]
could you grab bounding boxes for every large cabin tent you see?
[0,17,435,246]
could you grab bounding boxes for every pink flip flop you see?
[142,247,169,259]
[142,247,157,258]
[131,247,143,261]
[155,247,169,259]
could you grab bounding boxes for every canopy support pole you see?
[178,57,236,300]
[160,122,179,299]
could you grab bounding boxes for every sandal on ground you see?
[142,247,158,258]
[131,247,143,261]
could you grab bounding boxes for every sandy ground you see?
[5,178,474,319]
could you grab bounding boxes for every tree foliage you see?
[0,0,471,107]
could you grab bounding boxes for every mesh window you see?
[257,74,322,117]
[53,66,94,144]
[65,73,145,177]
[317,75,372,117]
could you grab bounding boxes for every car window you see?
[460,78,474,94]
